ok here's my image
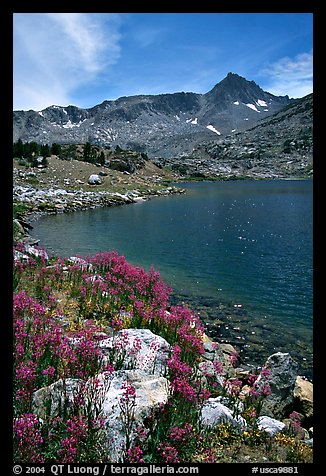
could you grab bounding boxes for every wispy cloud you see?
[13,13,122,110]
[259,51,313,98]
[131,26,169,48]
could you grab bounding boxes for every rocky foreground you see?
[32,330,314,463]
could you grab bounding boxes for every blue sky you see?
[13,12,313,111]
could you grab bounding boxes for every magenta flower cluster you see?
[13,413,44,463]
[13,243,278,463]
[13,290,106,409]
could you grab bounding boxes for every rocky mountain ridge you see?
[13,73,293,159]
[159,93,313,179]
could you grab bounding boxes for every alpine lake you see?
[30,179,313,380]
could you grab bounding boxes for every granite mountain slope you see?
[13,73,293,159]
[158,93,313,179]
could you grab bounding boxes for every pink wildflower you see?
[13,413,44,463]
[158,442,179,463]
[127,446,144,463]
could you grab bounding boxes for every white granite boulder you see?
[98,328,171,377]
[88,174,102,185]
[32,369,170,462]
[257,415,286,436]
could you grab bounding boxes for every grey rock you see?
[68,256,92,270]
[32,378,84,420]
[13,183,183,218]
[198,360,225,389]
[201,397,246,429]
[13,219,26,235]
[14,250,30,262]
[31,369,169,463]
[257,352,298,419]
[24,244,48,261]
[304,438,313,447]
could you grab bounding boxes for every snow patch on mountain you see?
[245,103,260,113]
[186,118,198,125]
[206,124,221,135]
[62,119,87,129]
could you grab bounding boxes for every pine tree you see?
[29,142,40,158]
[40,144,50,157]
[99,151,105,166]
[13,139,24,158]
[84,142,92,162]
[51,143,62,155]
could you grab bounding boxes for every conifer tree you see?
[99,151,105,165]
[40,144,50,157]
[84,142,92,162]
[13,139,24,158]
[51,143,62,155]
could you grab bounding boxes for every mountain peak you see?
[226,71,243,78]
[208,72,262,95]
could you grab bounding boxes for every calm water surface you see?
[30,180,313,377]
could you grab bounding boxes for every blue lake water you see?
[30,180,313,378]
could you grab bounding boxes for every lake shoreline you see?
[13,178,313,381]
[169,289,313,381]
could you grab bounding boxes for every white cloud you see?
[13,13,122,110]
[259,51,313,98]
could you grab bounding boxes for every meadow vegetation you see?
[13,244,313,463]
